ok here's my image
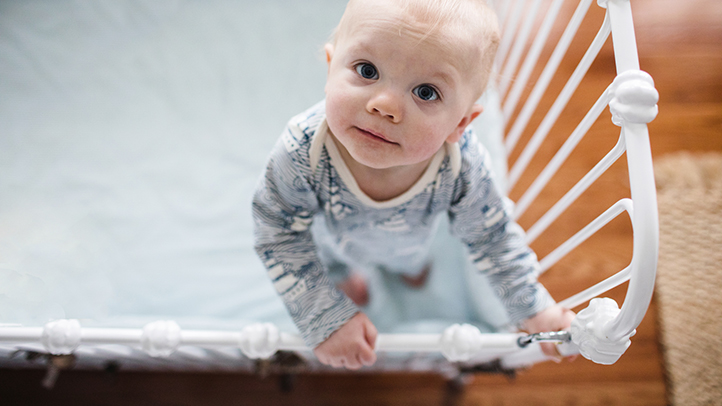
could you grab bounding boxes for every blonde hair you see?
[331,0,500,98]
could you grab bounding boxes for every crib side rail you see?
[551,0,659,354]
[496,0,659,364]
[603,0,658,342]
[0,320,575,370]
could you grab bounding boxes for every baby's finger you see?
[364,321,378,349]
[540,342,563,363]
[541,342,578,363]
[359,345,377,366]
[344,356,362,370]
[355,336,377,366]
[343,354,369,370]
[316,353,330,366]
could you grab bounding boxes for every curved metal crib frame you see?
[0,0,659,381]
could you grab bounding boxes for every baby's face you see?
[324,6,483,171]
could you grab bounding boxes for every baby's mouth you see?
[356,127,398,145]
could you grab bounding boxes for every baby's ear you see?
[324,44,334,68]
[446,104,484,144]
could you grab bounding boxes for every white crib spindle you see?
[513,84,617,220]
[524,133,626,243]
[507,12,611,189]
[538,198,633,273]
[558,266,632,310]
[498,0,543,98]
[504,0,595,153]
[495,0,527,72]
[502,0,564,123]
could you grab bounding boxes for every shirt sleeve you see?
[252,130,359,348]
[448,129,555,326]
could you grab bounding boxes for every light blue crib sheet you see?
[0,0,509,335]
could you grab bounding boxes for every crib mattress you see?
[0,0,510,341]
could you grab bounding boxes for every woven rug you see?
[654,151,722,406]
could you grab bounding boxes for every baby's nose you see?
[367,91,403,123]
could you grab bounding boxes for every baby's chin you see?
[350,150,434,172]
[347,152,397,170]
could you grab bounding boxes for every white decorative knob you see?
[42,319,82,355]
[141,320,181,357]
[571,298,635,365]
[609,70,659,127]
[239,323,280,359]
[439,324,483,362]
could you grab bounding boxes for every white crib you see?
[0,0,659,387]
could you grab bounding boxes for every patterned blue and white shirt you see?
[253,101,554,347]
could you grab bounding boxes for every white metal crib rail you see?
[0,0,658,374]
[495,0,659,364]
[0,320,575,375]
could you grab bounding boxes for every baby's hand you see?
[523,305,576,362]
[313,312,378,370]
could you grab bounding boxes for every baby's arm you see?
[252,125,359,350]
[313,313,378,370]
[449,133,556,325]
[522,304,576,361]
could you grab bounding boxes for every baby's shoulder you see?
[281,100,326,154]
[453,126,497,186]
[267,101,327,178]
[457,126,486,162]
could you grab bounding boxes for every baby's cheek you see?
[411,131,449,158]
[325,91,351,127]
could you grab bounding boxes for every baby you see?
[253,0,574,369]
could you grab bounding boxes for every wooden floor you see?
[2,0,720,405]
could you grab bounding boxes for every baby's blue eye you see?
[413,85,439,101]
[355,63,378,80]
